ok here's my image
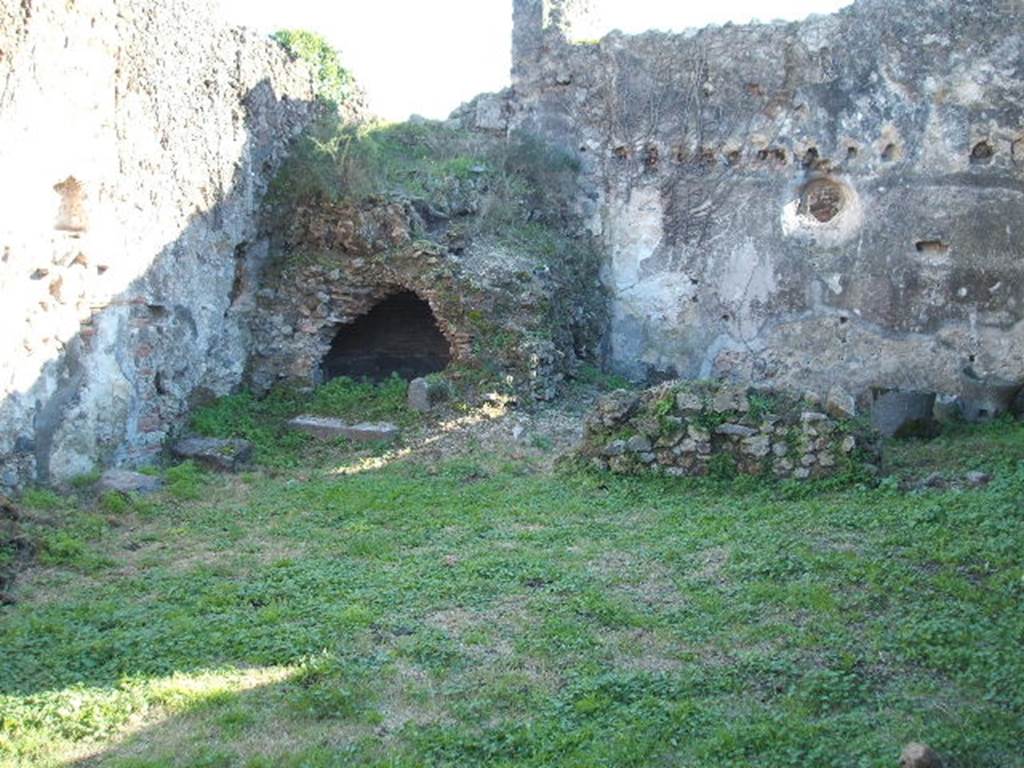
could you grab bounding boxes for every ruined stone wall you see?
[579,381,879,480]
[0,0,319,490]
[250,195,605,402]
[507,0,1024,396]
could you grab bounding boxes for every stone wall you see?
[503,0,1024,397]
[0,0,320,490]
[580,381,878,480]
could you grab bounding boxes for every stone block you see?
[597,390,640,426]
[800,411,829,423]
[172,438,253,472]
[603,439,626,456]
[825,386,856,420]
[959,366,1024,422]
[474,93,508,131]
[715,423,758,438]
[741,434,771,458]
[675,391,703,413]
[870,389,938,438]
[408,377,450,413]
[97,469,163,495]
[687,424,711,442]
[964,471,991,487]
[712,386,749,413]
[899,742,942,768]
[626,434,653,453]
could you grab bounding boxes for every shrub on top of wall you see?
[272,30,356,110]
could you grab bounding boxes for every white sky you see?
[216,0,852,121]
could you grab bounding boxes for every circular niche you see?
[798,177,847,223]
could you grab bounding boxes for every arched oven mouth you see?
[320,290,452,383]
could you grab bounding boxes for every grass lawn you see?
[2,389,1023,767]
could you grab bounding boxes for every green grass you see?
[1,417,1023,767]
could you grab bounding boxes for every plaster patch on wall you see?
[606,185,663,291]
[712,239,776,342]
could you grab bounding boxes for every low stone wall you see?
[580,381,878,480]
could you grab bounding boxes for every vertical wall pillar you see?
[511,0,545,87]
[512,0,603,85]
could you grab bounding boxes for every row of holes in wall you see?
[603,140,998,167]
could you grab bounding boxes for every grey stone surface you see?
[248,192,605,404]
[603,439,626,457]
[959,366,1024,422]
[825,387,856,420]
[97,469,163,495]
[582,379,878,480]
[6,0,1023,492]
[899,742,943,768]
[288,415,399,443]
[408,377,450,413]
[870,390,938,439]
[800,412,829,424]
[965,471,992,488]
[172,438,253,472]
[715,423,757,438]
[933,395,963,424]
[626,434,652,453]
[741,434,771,458]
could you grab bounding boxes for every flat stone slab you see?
[172,437,253,472]
[288,415,399,443]
[97,469,163,495]
[715,423,758,438]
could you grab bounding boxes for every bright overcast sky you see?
[216,0,852,121]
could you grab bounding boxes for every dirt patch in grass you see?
[604,628,685,673]
[588,550,687,609]
[425,594,531,662]
[688,545,731,582]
